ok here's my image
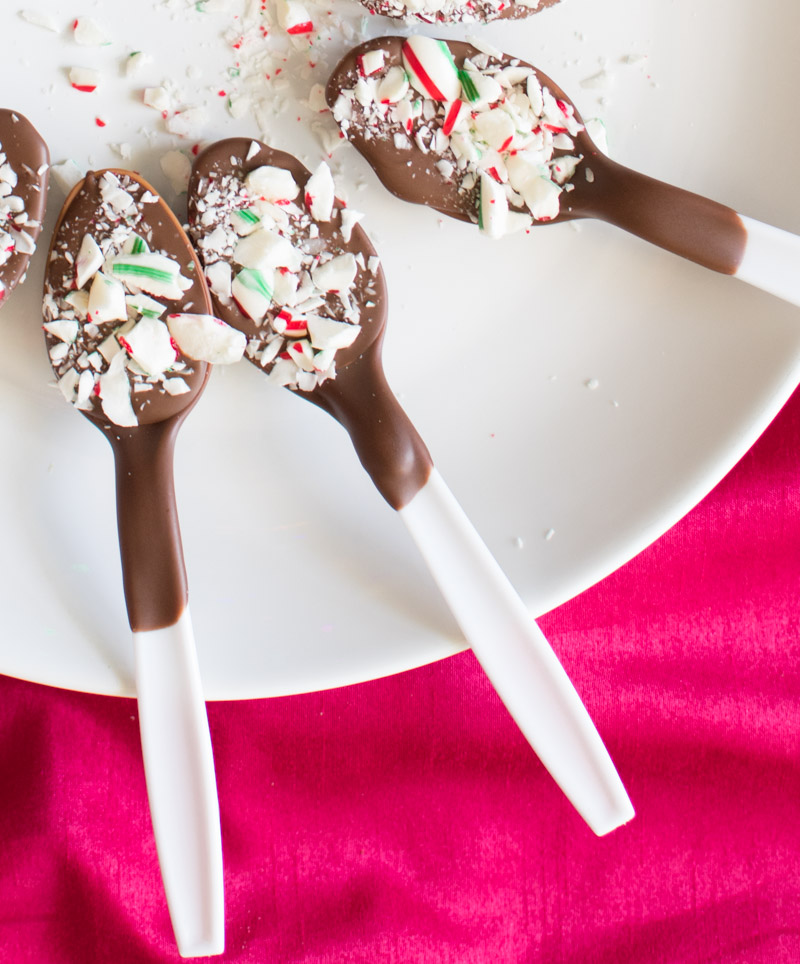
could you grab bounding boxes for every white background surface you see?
[1,0,799,698]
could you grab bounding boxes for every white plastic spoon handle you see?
[399,470,634,836]
[735,215,800,307]
[134,607,224,957]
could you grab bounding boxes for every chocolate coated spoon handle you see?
[577,154,748,276]
[105,423,224,958]
[583,156,800,304]
[318,356,633,834]
[107,423,189,631]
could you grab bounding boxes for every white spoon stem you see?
[399,470,634,836]
[134,607,224,957]
[735,215,800,307]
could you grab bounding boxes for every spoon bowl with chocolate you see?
[0,109,49,306]
[188,137,634,837]
[356,0,559,26]
[327,36,800,307]
[43,170,246,957]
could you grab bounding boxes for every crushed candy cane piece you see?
[166,107,208,139]
[311,253,357,292]
[126,51,152,78]
[160,150,192,194]
[402,36,461,102]
[75,234,104,289]
[50,160,84,195]
[20,9,59,31]
[69,67,100,93]
[110,252,191,300]
[304,162,335,222]
[359,50,385,77]
[123,316,178,376]
[274,0,314,34]
[376,66,410,104]
[143,87,171,113]
[245,165,299,203]
[232,267,274,321]
[307,315,361,351]
[43,319,79,344]
[167,313,246,364]
[98,351,137,427]
[73,17,111,46]
[88,271,128,324]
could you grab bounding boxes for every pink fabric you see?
[2,391,799,963]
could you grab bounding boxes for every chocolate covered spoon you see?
[327,36,800,306]
[188,137,633,836]
[356,0,559,26]
[43,171,238,956]
[0,109,49,305]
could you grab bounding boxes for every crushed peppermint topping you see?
[333,37,585,237]
[43,171,244,427]
[357,0,544,22]
[0,142,38,271]
[190,157,370,392]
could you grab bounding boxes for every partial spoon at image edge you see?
[326,36,800,309]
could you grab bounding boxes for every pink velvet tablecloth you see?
[2,387,800,963]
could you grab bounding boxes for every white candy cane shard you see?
[58,368,80,403]
[75,234,104,289]
[73,17,111,46]
[245,166,299,203]
[69,66,100,93]
[274,0,314,35]
[478,173,508,239]
[121,316,178,376]
[307,315,361,351]
[402,36,461,102]
[98,351,137,427]
[166,107,208,139]
[232,267,274,322]
[88,272,128,324]
[43,319,79,344]
[122,233,150,256]
[50,159,85,196]
[144,87,171,113]
[167,313,247,364]
[234,229,302,272]
[521,175,561,221]
[64,290,90,318]
[310,253,357,292]
[304,162,335,222]
[340,209,364,243]
[110,253,190,299]
[126,292,165,318]
[20,9,60,31]
[376,67,410,105]
[358,50,385,77]
[205,261,233,302]
[230,207,262,236]
[160,150,192,194]
[126,51,152,79]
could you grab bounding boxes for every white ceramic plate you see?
[2,0,799,698]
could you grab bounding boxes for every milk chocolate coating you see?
[44,171,212,631]
[189,138,432,509]
[358,0,559,24]
[0,109,49,303]
[327,38,748,275]
[46,171,209,425]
